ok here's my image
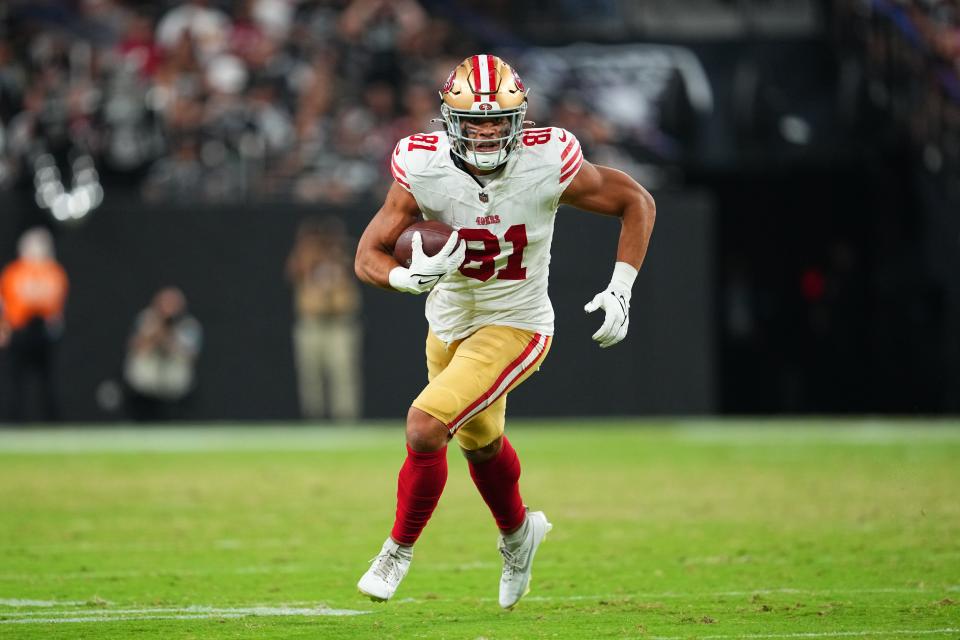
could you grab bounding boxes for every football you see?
[393,219,456,268]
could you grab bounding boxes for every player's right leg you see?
[357,406,449,601]
[357,332,460,602]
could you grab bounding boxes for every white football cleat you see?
[498,510,552,609]
[357,537,412,602]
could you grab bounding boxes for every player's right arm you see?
[355,182,422,291]
[354,183,465,294]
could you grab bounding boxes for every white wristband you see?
[388,266,411,291]
[609,261,638,292]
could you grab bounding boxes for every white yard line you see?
[0,605,371,624]
[0,600,317,612]
[1,605,365,617]
[0,599,93,607]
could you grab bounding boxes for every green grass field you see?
[0,420,958,639]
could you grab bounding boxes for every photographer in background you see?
[0,227,69,423]
[123,287,203,422]
[286,216,362,421]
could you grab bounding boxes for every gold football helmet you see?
[439,54,528,170]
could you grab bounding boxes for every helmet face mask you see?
[438,54,528,171]
[441,104,527,170]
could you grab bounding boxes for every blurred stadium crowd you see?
[839,0,960,190]
[0,0,495,207]
[2,0,960,421]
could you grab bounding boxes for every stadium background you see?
[0,0,958,421]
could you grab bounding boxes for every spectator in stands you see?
[156,0,230,64]
[286,216,362,421]
[0,0,445,205]
[0,227,69,422]
[2,0,661,205]
[123,287,203,422]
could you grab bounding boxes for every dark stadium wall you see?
[0,191,716,422]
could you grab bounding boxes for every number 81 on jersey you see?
[458,224,527,282]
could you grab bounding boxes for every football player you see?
[354,54,656,609]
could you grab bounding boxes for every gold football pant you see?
[412,325,552,450]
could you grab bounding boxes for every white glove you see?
[584,262,638,348]
[389,230,466,294]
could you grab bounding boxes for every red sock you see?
[390,444,448,545]
[468,436,526,532]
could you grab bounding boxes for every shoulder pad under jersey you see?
[391,132,449,193]
[515,127,584,190]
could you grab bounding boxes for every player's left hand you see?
[584,287,630,348]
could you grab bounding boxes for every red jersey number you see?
[458,224,528,282]
[407,134,439,152]
[521,128,551,146]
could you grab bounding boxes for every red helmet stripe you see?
[471,55,482,102]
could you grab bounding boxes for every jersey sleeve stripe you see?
[560,144,582,175]
[391,163,411,189]
[560,154,584,184]
[446,333,549,435]
[391,157,406,177]
[561,138,577,160]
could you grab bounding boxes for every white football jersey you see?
[391,128,584,343]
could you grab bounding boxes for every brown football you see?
[393,220,456,268]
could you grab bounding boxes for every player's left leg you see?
[460,412,553,609]
[458,401,524,534]
[452,327,553,609]
[454,328,553,535]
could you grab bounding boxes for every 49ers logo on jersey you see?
[476,214,500,225]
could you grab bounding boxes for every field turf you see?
[0,420,957,639]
